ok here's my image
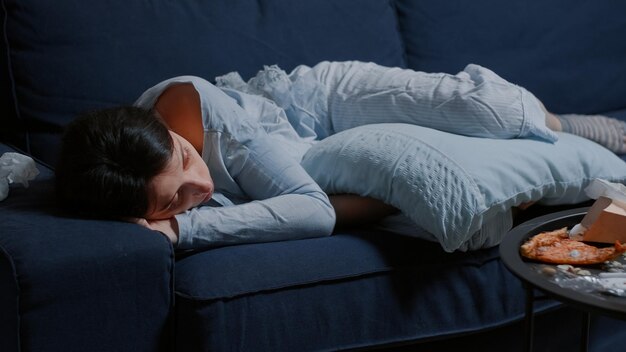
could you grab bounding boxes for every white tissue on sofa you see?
[0,152,40,201]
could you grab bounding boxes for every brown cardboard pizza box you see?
[582,196,626,243]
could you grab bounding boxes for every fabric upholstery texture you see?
[174,231,559,351]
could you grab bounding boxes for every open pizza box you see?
[577,179,626,244]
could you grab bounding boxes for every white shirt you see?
[135,76,335,249]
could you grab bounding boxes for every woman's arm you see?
[173,121,336,249]
[329,194,399,230]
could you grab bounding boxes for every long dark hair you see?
[55,106,173,219]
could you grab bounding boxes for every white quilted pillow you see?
[301,123,626,252]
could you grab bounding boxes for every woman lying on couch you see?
[55,61,626,249]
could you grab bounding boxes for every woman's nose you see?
[183,159,213,196]
[189,178,212,195]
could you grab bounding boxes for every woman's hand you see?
[128,217,179,244]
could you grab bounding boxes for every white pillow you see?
[301,123,626,252]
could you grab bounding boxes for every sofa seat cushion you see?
[174,231,559,351]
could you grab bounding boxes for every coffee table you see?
[500,207,626,352]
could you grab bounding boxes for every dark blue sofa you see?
[2,1,626,351]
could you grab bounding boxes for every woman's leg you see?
[543,105,626,154]
[557,114,626,153]
[309,61,557,142]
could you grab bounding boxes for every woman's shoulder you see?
[154,82,204,153]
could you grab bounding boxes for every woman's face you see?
[144,131,214,220]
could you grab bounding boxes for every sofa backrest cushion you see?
[0,0,406,166]
[396,0,626,115]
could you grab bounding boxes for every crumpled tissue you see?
[0,152,40,201]
[584,178,626,204]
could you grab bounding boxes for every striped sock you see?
[557,114,626,154]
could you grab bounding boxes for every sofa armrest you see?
[0,146,174,352]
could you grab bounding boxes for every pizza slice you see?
[520,227,626,265]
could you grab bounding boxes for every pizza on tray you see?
[520,227,626,265]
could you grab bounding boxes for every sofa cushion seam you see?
[389,0,408,67]
[1,0,29,154]
[0,242,21,352]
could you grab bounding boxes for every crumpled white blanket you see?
[216,64,331,142]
